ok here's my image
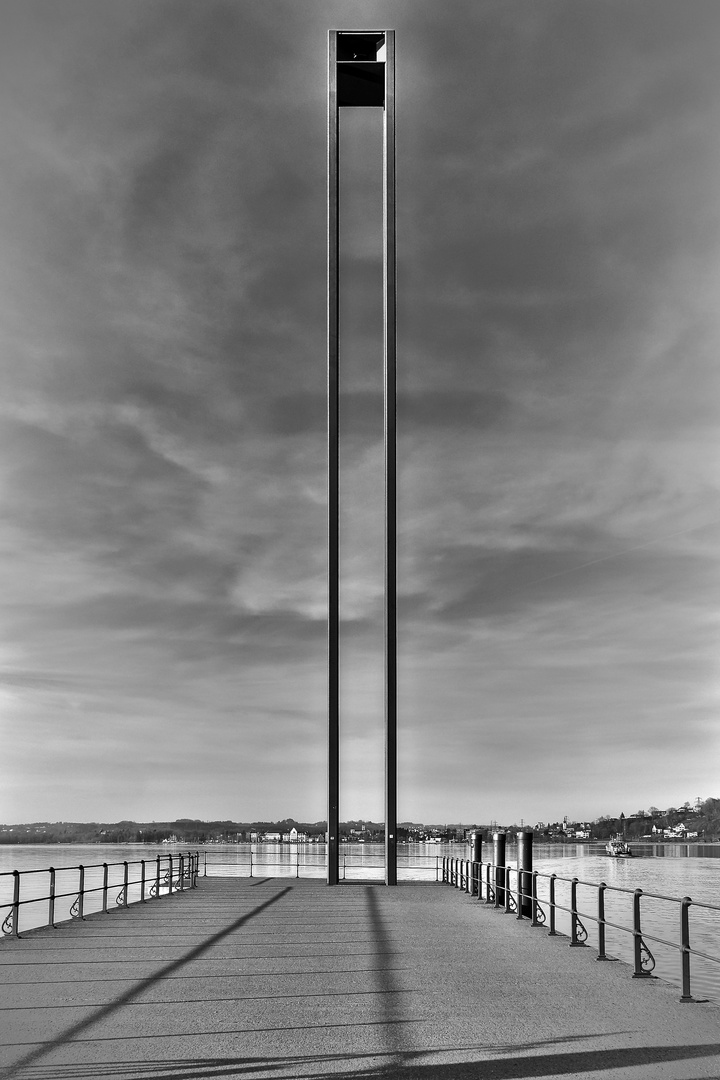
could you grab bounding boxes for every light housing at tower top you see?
[333,31,390,107]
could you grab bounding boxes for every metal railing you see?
[442,856,720,1003]
[0,852,200,938]
[199,848,442,881]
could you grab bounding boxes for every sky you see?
[1,0,719,828]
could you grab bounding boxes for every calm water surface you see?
[2,841,719,1002]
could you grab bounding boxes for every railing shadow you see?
[1,885,292,1079]
[10,1041,720,1080]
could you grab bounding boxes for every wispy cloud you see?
[1,1,719,825]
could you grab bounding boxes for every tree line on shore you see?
[2,800,719,845]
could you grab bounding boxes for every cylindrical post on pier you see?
[470,832,482,897]
[493,832,506,908]
[517,830,533,919]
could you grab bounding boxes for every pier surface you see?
[1,877,719,1079]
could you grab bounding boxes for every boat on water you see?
[606,836,633,858]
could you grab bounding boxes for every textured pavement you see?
[1,876,719,1079]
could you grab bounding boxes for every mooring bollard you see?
[471,832,482,897]
[493,832,506,908]
[517,830,533,919]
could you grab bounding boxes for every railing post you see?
[102,863,109,913]
[680,896,694,1001]
[204,850,207,877]
[168,854,174,893]
[548,873,557,935]
[249,850,253,878]
[179,855,185,892]
[10,870,21,938]
[530,870,540,927]
[504,866,513,914]
[596,883,608,960]
[296,847,300,879]
[121,861,129,906]
[140,859,146,903]
[493,833,506,908]
[49,867,56,928]
[515,863,523,919]
[155,855,161,898]
[485,862,492,905]
[77,865,85,920]
[569,878,585,945]
[632,888,652,977]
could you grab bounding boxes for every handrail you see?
[0,852,199,938]
[441,856,720,1004]
[199,850,442,882]
[1,848,441,938]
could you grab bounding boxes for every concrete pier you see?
[1,877,719,1078]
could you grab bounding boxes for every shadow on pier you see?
[1,878,719,1079]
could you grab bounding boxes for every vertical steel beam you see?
[383,30,397,886]
[329,29,396,886]
[327,30,340,886]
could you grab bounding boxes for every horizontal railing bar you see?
[639,931,684,951]
[688,948,720,965]
[681,898,720,914]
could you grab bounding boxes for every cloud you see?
[1,1,720,823]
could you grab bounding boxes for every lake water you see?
[2,841,719,1003]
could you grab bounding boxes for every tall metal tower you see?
[327,30,397,886]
